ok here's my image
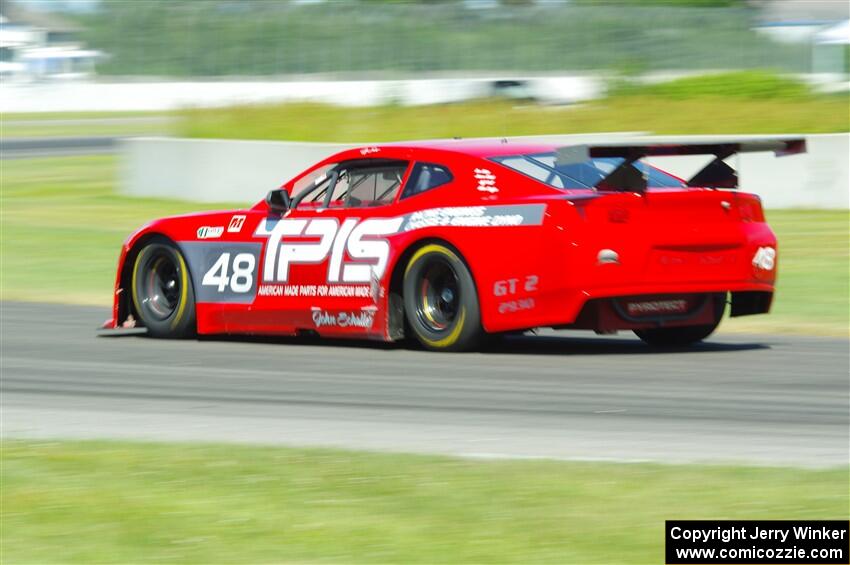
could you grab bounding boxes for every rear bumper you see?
[483,279,774,334]
[564,281,774,330]
[561,289,771,332]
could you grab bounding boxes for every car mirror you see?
[266,189,291,213]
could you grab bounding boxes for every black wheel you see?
[403,243,483,352]
[633,293,726,347]
[131,238,196,338]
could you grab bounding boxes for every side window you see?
[293,160,408,209]
[293,164,336,209]
[330,162,407,208]
[492,155,567,189]
[401,162,453,199]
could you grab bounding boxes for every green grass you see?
[5,74,847,142]
[608,71,815,100]
[1,112,174,139]
[2,440,847,564]
[723,209,849,336]
[2,111,169,121]
[1,122,172,139]
[1,156,846,335]
[0,156,238,304]
[176,97,850,142]
[5,95,847,141]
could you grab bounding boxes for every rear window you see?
[490,152,685,189]
[401,162,453,199]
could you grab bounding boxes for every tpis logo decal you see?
[253,204,546,287]
[184,204,546,304]
[255,217,402,284]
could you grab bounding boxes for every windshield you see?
[490,152,685,190]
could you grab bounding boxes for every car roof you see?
[380,138,559,158]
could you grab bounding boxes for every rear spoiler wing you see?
[555,137,806,192]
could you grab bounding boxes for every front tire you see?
[131,237,196,338]
[403,244,483,352]
[633,293,726,347]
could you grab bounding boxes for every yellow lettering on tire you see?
[170,251,189,329]
[420,308,466,349]
[131,244,190,331]
[405,244,456,276]
[406,243,467,349]
[131,246,149,320]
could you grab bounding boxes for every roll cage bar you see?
[290,158,408,209]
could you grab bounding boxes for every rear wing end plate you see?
[555,137,806,192]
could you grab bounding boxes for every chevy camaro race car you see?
[105,137,803,351]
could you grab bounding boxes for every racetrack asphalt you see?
[2,301,848,467]
[0,136,119,159]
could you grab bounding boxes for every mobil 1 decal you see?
[181,241,263,304]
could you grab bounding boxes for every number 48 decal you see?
[202,253,255,293]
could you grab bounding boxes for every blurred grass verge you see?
[175,73,849,141]
[606,70,815,99]
[1,122,172,139]
[1,112,175,139]
[175,96,850,141]
[0,156,238,305]
[2,439,847,564]
[1,156,847,336]
[4,73,848,140]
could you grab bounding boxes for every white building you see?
[0,8,101,81]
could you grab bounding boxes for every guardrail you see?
[119,133,849,209]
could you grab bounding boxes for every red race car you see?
[105,138,803,351]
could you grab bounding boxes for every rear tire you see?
[633,293,726,347]
[403,244,483,352]
[131,237,196,338]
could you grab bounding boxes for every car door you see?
[251,158,411,337]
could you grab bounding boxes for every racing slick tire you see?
[131,237,197,338]
[403,243,484,352]
[633,293,726,347]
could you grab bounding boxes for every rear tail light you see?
[737,195,765,222]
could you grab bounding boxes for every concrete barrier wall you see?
[119,133,638,204]
[120,138,355,203]
[0,76,603,112]
[3,74,845,113]
[120,133,849,208]
[643,134,849,209]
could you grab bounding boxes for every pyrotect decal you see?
[626,299,689,316]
